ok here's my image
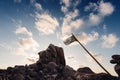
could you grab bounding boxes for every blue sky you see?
[0,0,120,76]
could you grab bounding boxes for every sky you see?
[0,0,120,76]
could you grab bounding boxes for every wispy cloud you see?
[101,34,119,48]
[18,37,39,51]
[84,2,98,12]
[77,31,99,45]
[35,12,59,35]
[85,1,114,27]
[62,9,84,34]
[34,2,42,11]
[15,27,32,36]
[14,23,39,55]
[60,0,70,13]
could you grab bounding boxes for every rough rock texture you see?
[0,44,119,80]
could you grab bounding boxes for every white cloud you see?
[62,9,84,34]
[101,34,119,48]
[60,0,80,13]
[14,0,22,3]
[77,31,99,44]
[99,1,114,16]
[35,12,59,35]
[15,27,32,36]
[85,1,114,27]
[61,0,70,13]
[61,6,68,13]
[88,13,101,26]
[18,37,39,51]
[34,3,42,11]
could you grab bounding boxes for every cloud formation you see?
[15,24,39,55]
[18,37,39,50]
[15,27,32,36]
[77,31,99,44]
[86,1,114,27]
[101,34,119,48]
[62,9,84,34]
[35,12,59,35]
[99,1,114,16]
[61,0,70,13]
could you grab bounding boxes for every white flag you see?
[63,34,77,45]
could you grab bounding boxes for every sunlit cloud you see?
[88,13,101,26]
[35,12,59,35]
[62,9,84,34]
[15,27,32,36]
[77,31,99,45]
[99,1,114,16]
[101,34,119,48]
[85,1,114,27]
[18,37,39,51]
[60,0,70,13]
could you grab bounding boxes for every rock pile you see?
[0,44,119,80]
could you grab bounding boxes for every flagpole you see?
[72,33,111,75]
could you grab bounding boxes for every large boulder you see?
[38,44,66,66]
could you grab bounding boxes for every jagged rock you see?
[38,44,66,66]
[111,55,120,77]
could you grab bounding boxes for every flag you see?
[63,34,77,45]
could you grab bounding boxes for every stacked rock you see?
[110,55,120,77]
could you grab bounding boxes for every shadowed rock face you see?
[110,55,120,77]
[0,44,119,80]
[38,44,66,66]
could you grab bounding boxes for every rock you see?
[74,67,95,79]
[38,44,66,66]
[111,54,120,77]
[76,67,95,74]
[0,44,120,80]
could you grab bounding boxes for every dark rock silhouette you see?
[0,44,119,80]
[110,55,120,77]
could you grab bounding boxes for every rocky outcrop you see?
[110,55,120,77]
[0,44,119,80]
[38,44,66,66]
